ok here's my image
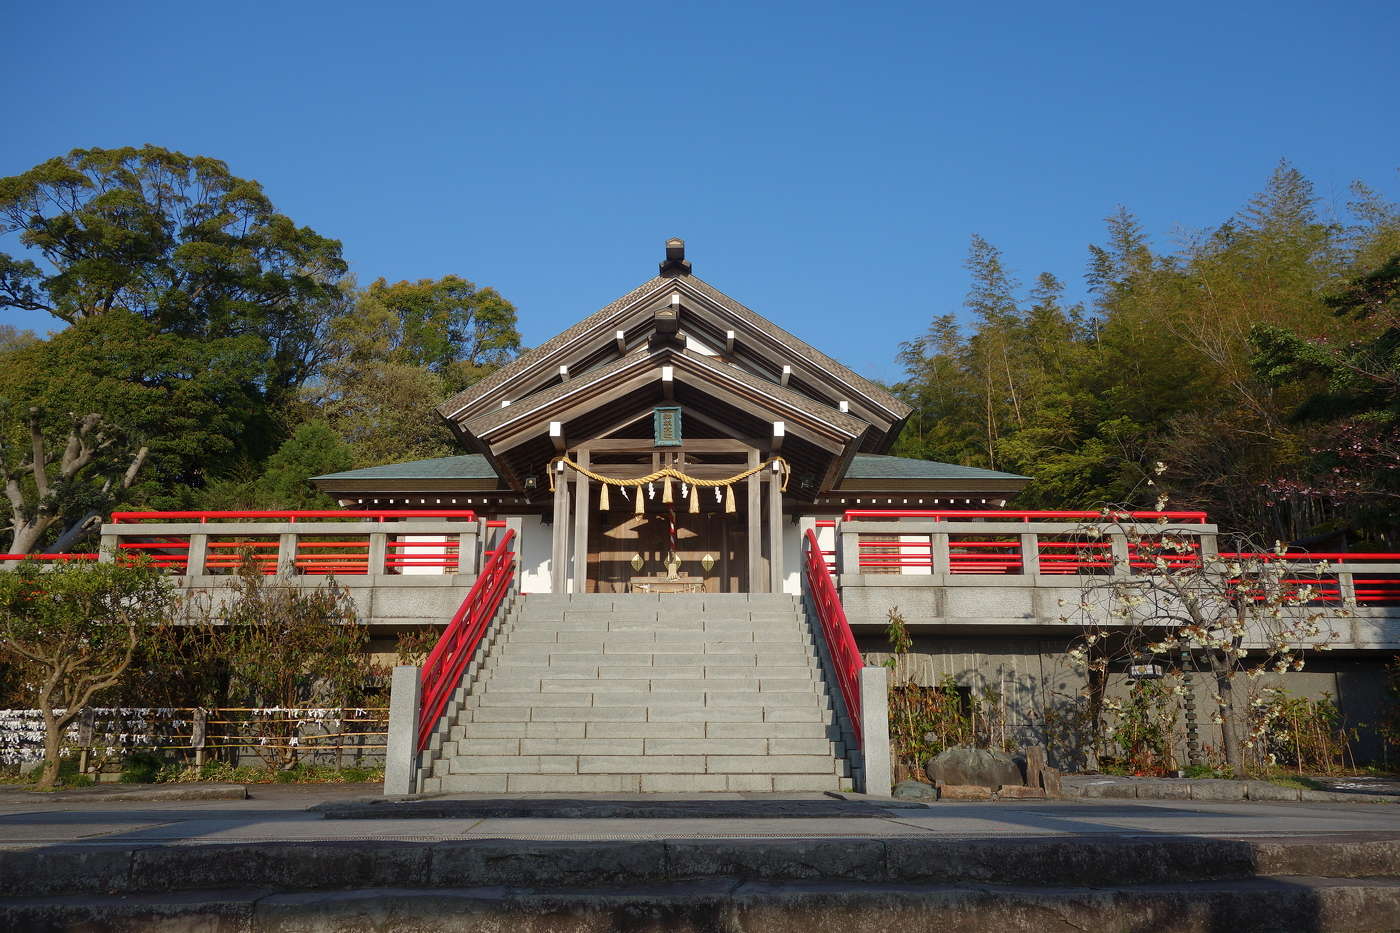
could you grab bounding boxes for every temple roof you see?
[313,452,1025,489]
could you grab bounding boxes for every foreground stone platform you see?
[4,787,1400,930]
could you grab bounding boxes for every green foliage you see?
[251,421,354,508]
[1249,688,1358,775]
[156,760,383,784]
[0,559,176,788]
[192,560,369,767]
[1103,679,1178,776]
[895,162,1400,545]
[0,145,347,400]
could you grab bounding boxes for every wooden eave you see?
[437,273,911,450]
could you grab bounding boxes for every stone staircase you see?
[417,593,858,793]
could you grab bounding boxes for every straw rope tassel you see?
[689,484,699,514]
[662,476,673,503]
[598,482,610,511]
[724,484,736,513]
[634,483,645,514]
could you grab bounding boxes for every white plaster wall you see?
[783,524,802,595]
[397,534,446,575]
[517,515,556,593]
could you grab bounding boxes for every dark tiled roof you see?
[313,452,1024,486]
[312,455,499,482]
[845,454,1028,481]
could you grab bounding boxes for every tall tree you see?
[0,145,349,401]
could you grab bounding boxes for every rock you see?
[892,780,938,801]
[996,785,1046,799]
[925,747,1023,789]
[936,783,994,800]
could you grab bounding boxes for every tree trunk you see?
[1208,648,1245,775]
[38,714,63,791]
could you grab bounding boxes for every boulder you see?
[925,747,1023,789]
[892,780,938,801]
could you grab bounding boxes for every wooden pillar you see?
[572,449,591,594]
[767,462,784,593]
[551,460,570,593]
[746,449,763,592]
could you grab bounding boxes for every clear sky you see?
[4,0,1398,382]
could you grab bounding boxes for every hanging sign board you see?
[653,406,682,446]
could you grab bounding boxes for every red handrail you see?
[111,509,478,524]
[0,553,99,562]
[843,509,1210,522]
[803,528,864,746]
[416,529,517,752]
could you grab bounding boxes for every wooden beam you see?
[572,449,590,594]
[661,365,674,400]
[725,330,735,354]
[780,365,791,387]
[551,460,569,593]
[771,421,785,453]
[550,421,566,452]
[747,448,762,592]
[558,365,569,382]
[615,330,627,354]
[576,438,757,453]
[768,462,784,593]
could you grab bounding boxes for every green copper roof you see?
[844,454,1028,481]
[312,454,498,482]
[314,452,1026,485]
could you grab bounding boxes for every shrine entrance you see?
[551,437,787,594]
[586,511,746,593]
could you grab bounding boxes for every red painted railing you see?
[416,529,517,752]
[111,509,477,524]
[0,553,98,563]
[803,528,864,746]
[842,509,1211,522]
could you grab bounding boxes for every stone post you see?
[277,533,297,576]
[98,533,117,564]
[384,665,422,797]
[930,531,950,576]
[457,523,479,577]
[367,533,388,576]
[858,665,892,795]
[186,534,209,577]
[1020,532,1040,576]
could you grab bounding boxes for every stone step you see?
[431,771,841,793]
[463,705,834,724]
[453,719,835,740]
[442,753,843,777]
[484,664,819,681]
[482,676,822,693]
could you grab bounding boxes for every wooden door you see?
[587,511,746,593]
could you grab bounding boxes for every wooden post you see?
[1024,744,1046,790]
[191,708,208,769]
[573,449,591,594]
[746,449,763,592]
[77,709,95,776]
[551,460,570,593]
[768,462,784,593]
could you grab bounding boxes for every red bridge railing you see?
[110,509,478,524]
[416,529,517,752]
[803,528,864,746]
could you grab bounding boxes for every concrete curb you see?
[0,783,247,804]
[4,834,1400,898]
[1063,777,1400,804]
[3,877,1399,933]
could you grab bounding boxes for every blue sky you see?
[4,0,1398,382]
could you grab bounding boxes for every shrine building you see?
[310,238,1029,596]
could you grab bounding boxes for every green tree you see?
[0,145,348,402]
[255,421,355,508]
[0,559,176,788]
[0,311,265,554]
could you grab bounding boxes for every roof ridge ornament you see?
[659,237,692,277]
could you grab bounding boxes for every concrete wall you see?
[179,575,474,628]
[857,633,1393,769]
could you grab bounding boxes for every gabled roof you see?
[436,264,910,449]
